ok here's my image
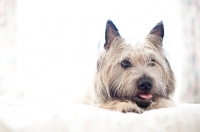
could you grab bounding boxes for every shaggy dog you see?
[85,20,175,113]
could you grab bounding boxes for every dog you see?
[84,20,175,113]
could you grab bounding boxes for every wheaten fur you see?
[85,20,175,113]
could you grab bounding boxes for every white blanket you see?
[0,103,199,132]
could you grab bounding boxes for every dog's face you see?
[94,20,175,108]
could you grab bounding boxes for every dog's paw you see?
[146,98,175,110]
[116,101,144,114]
[99,100,144,114]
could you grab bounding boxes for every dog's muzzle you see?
[137,77,153,99]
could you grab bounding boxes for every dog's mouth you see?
[133,92,153,108]
[135,90,153,100]
[138,93,152,99]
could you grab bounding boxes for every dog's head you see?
[94,20,175,108]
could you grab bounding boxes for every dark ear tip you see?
[157,21,164,27]
[106,20,113,24]
[106,20,113,28]
[106,19,119,31]
[149,21,164,39]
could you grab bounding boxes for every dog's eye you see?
[121,60,132,68]
[149,59,156,66]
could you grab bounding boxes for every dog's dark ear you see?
[149,21,164,39]
[104,20,120,49]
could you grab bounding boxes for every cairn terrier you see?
[86,20,175,113]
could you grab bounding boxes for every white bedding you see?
[0,103,199,132]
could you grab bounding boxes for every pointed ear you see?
[149,21,164,39]
[104,20,120,49]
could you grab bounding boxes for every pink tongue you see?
[139,93,152,99]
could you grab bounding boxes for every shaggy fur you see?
[91,20,175,113]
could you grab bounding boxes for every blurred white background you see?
[1,0,183,105]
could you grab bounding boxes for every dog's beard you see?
[132,97,152,108]
[110,88,152,108]
[109,76,167,108]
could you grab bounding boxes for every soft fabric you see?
[0,103,199,132]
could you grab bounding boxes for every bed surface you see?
[0,103,199,132]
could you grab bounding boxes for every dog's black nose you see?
[138,77,152,91]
